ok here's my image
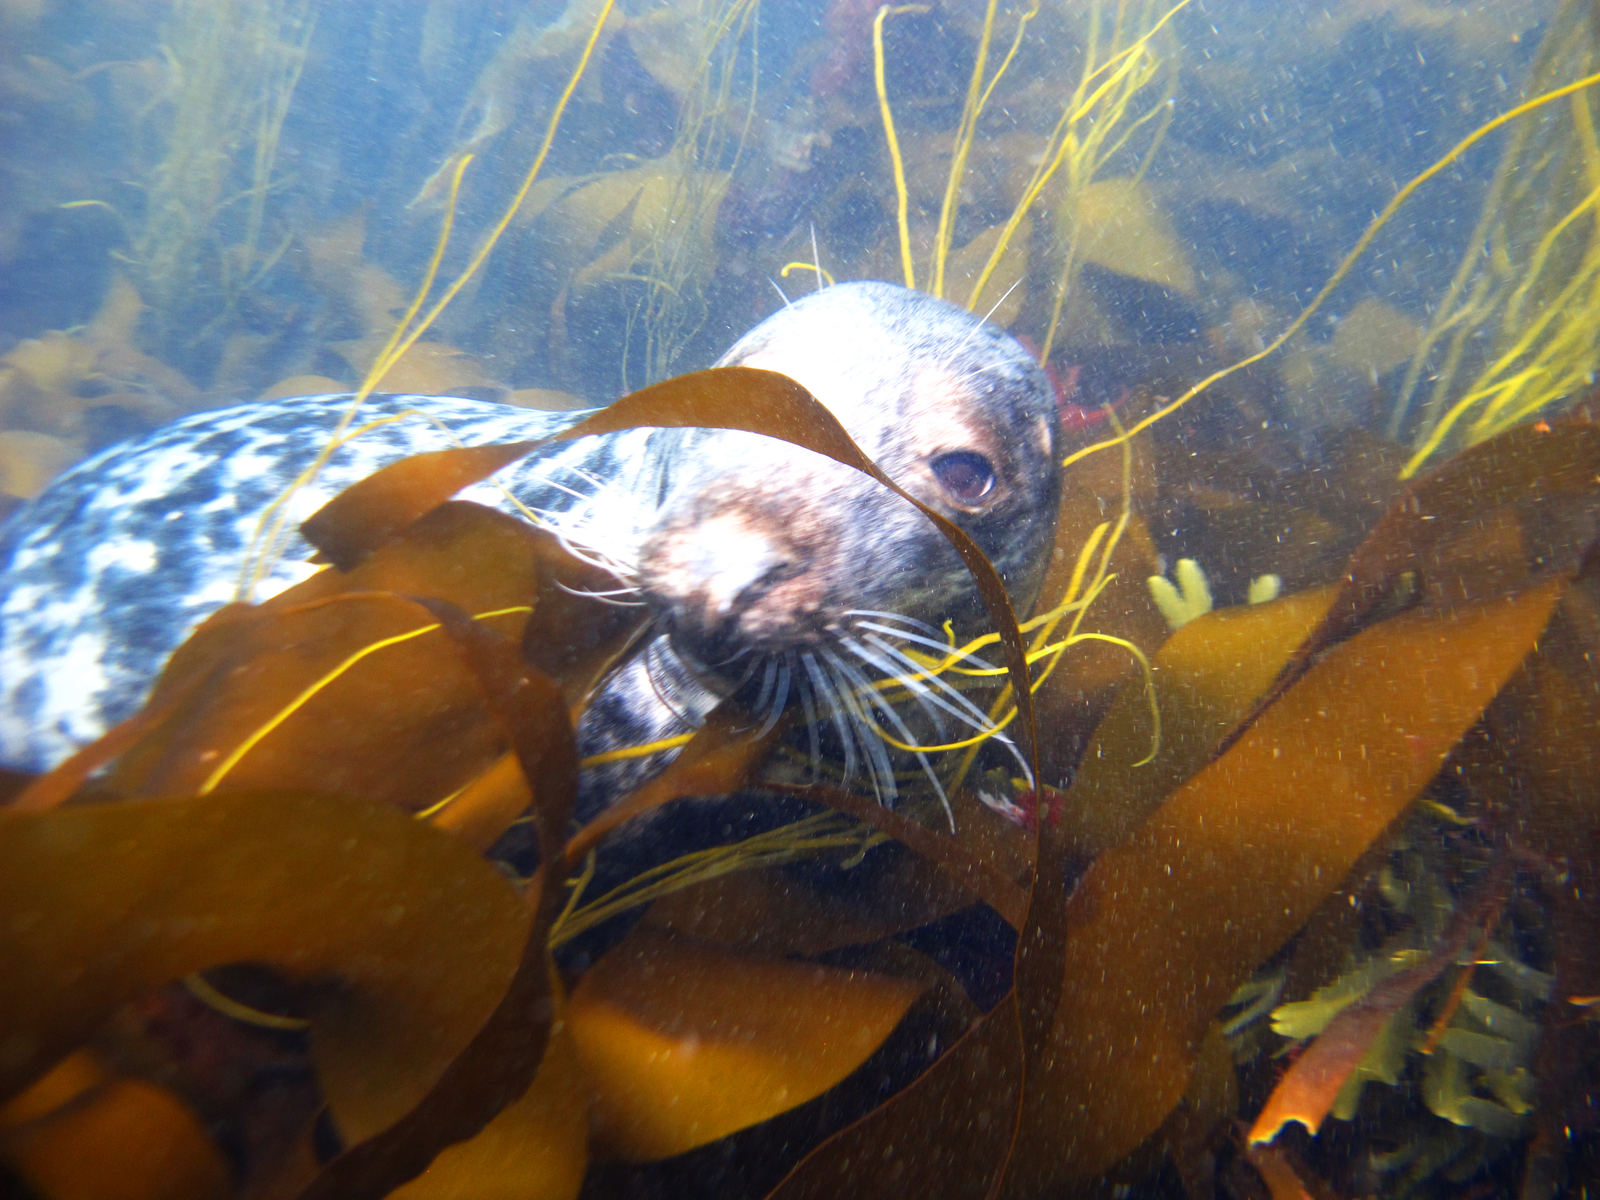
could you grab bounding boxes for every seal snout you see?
[640,507,825,668]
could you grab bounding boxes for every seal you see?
[0,282,1060,817]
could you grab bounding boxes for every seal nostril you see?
[742,557,801,606]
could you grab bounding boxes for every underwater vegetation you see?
[4,0,1600,1198]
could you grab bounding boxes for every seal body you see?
[0,282,1060,814]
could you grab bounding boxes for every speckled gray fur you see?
[0,392,667,773]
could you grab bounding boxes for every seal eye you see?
[931,451,997,504]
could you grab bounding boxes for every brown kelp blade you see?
[0,791,529,1131]
[564,699,785,866]
[763,993,1024,1200]
[105,503,629,854]
[299,602,579,1200]
[569,924,925,1161]
[1063,584,1339,859]
[1228,419,1600,749]
[763,781,1030,929]
[553,366,1040,778]
[1000,576,1566,1192]
[385,1026,589,1200]
[1247,861,1512,1145]
[302,438,541,570]
[107,503,551,806]
[109,589,515,808]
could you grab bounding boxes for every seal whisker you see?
[641,637,703,730]
[857,631,1032,780]
[551,579,647,607]
[843,609,947,641]
[801,650,857,790]
[827,647,954,826]
[851,620,1002,673]
[837,634,951,739]
[856,632,996,725]
[769,278,793,307]
[751,657,779,717]
[721,650,762,694]
[795,658,824,782]
[820,649,897,807]
[753,659,791,741]
[543,528,640,584]
[951,277,1025,358]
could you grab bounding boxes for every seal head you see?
[636,281,1060,677]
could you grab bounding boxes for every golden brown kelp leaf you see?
[563,700,785,865]
[108,589,514,809]
[1242,1142,1323,1200]
[764,994,1024,1200]
[300,608,579,1200]
[1242,419,1600,732]
[434,521,647,849]
[386,1024,588,1200]
[106,504,588,820]
[566,925,924,1161]
[0,1051,231,1200]
[302,440,541,570]
[0,791,529,1132]
[1066,584,1339,858]
[997,578,1564,1191]
[552,366,1040,774]
[765,780,1031,930]
[1248,862,1512,1145]
[641,845,985,958]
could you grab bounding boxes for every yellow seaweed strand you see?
[1062,67,1600,475]
[368,0,619,390]
[237,0,618,597]
[873,4,928,290]
[234,154,474,600]
[949,409,1154,785]
[197,604,531,795]
[1403,371,1547,476]
[1402,79,1600,471]
[551,812,873,947]
[579,732,697,769]
[181,973,310,1032]
[937,0,1042,303]
[933,0,996,298]
[361,153,475,397]
[966,0,1190,314]
[1389,0,1582,440]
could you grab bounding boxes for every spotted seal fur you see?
[0,282,1060,816]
